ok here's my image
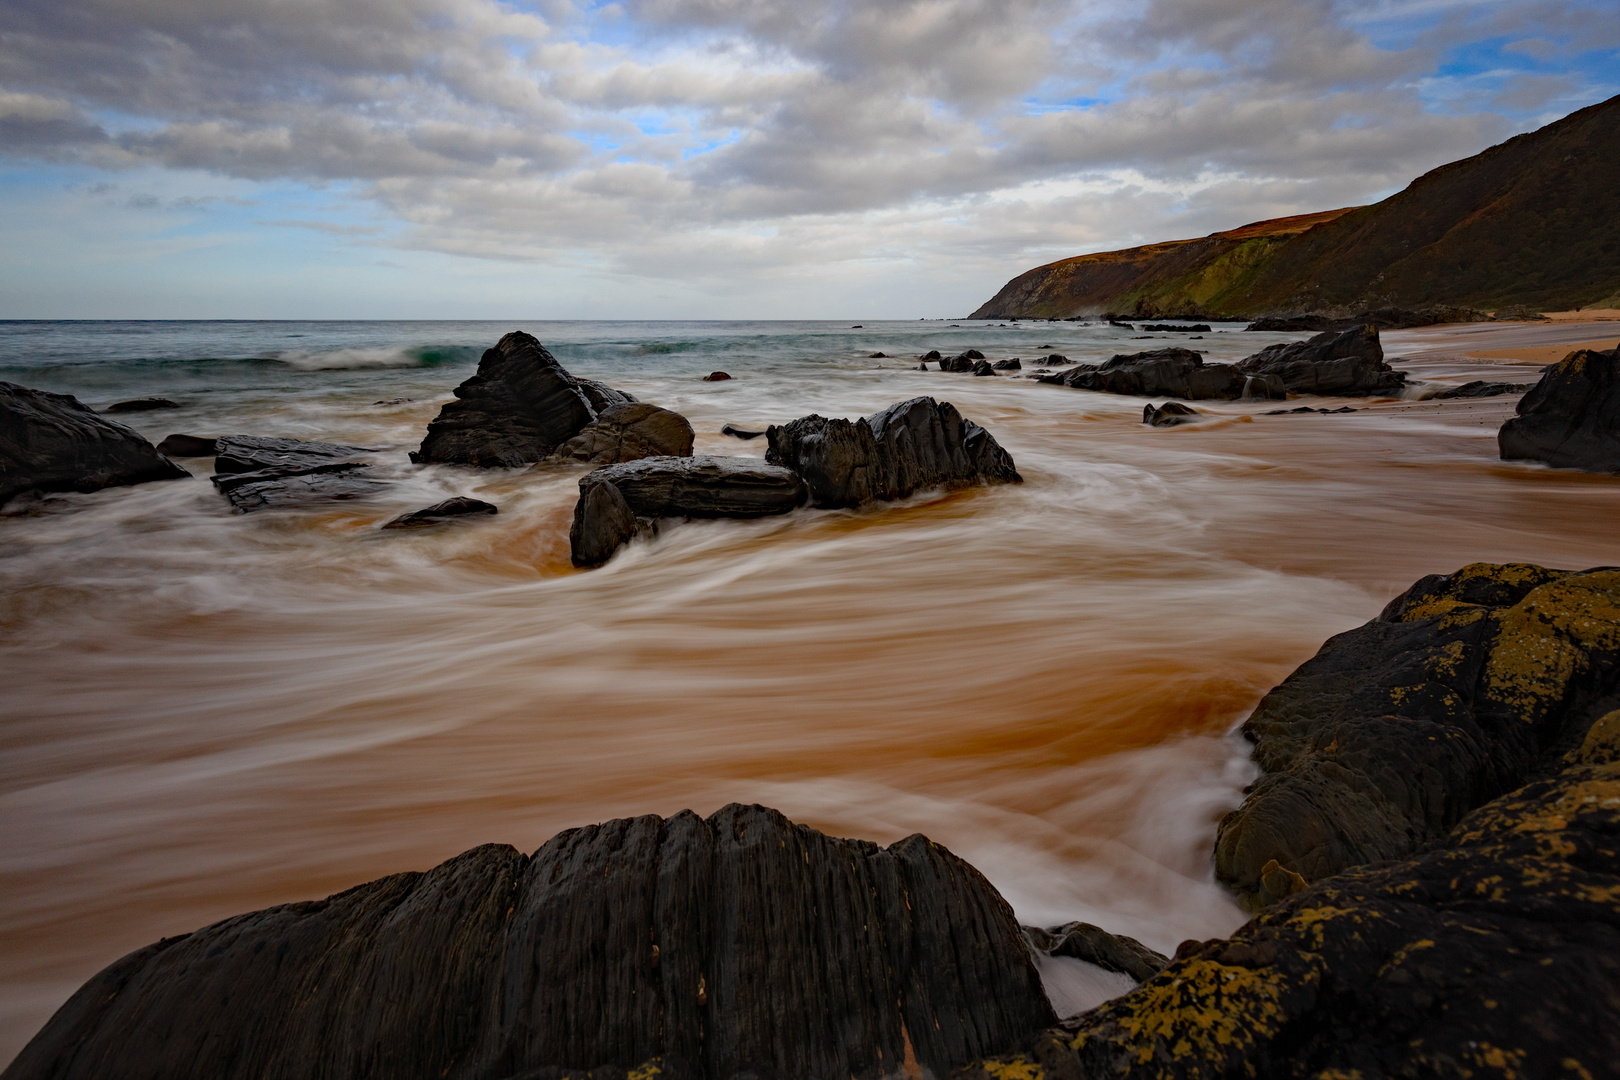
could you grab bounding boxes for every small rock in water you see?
[850,324,863,328]
[919,350,942,361]
[702,371,732,382]
[569,480,640,566]
[1142,401,1199,427]
[1433,380,1530,399]
[381,497,498,530]
[720,424,766,440]
[972,360,996,376]
[917,361,930,371]
[104,398,180,413]
[868,352,887,358]
[372,397,412,406]
[156,433,220,457]
[993,358,1021,370]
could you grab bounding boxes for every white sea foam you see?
[274,346,426,370]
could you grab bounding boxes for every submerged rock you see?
[104,397,180,413]
[1235,324,1404,395]
[940,351,984,373]
[582,456,805,520]
[156,433,220,457]
[381,497,498,530]
[1139,323,1211,333]
[993,358,1021,371]
[720,424,765,440]
[765,396,1021,509]
[551,403,695,465]
[1,381,189,507]
[1498,346,1620,472]
[213,435,374,475]
[1022,922,1169,984]
[9,805,1053,1080]
[1141,401,1199,427]
[1432,379,1531,399]
[702,371,732,382]
[412,332,608,467]
[971,360,996,376]
[1038,348,1244,400]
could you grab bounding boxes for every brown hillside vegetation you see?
[972,93,1620,320]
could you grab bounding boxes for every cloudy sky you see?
[1,0,1615,318]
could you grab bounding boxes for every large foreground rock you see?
[413,332,638,466]
[1,382,189,506]
[764,397,1022,509]
[1498,346,1620,472]
[1235,324,1405,395]
[1214,562,1620,908]
[6,804,1054,1080]
[551,402,695,465]
[1036,349,1245,400]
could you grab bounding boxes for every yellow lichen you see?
[1484,572,1620,722]
[1573,710,1620,765]
[627,1060,662,1080]
[978,1057,1043,1080]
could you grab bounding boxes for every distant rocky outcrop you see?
[1235,325,1404,396]
[1037,348,1244,400]
[1245,307,1489,333]
[1,381,189,507]
[765,396,1022,509]
[412,332,640,467]
[209,435,383,512]
[7,805,1054,1080]
[1498,346,1620,472]
[551,402,695,465]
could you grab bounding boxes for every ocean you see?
[2,318,1616,1058]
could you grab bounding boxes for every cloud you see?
[0,0,1614,313]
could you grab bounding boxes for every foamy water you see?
[2,319,1617,1059]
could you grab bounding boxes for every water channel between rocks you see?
[2,318,1617,1064]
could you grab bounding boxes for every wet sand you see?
[3,318,1618,1064]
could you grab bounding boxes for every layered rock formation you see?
[208,435,384,512]
[6,805,1054,1080]
[1234,325,1404,396]
[1,382,189,506]
[1036,349,1244,400]
[764,396,1021,509]
[1498,346,1620,472]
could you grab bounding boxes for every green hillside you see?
[971,93,1620,320]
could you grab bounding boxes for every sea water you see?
[2,318,1616,1060]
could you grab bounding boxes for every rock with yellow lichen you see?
[1215,562,1620,908]
[1499,346,1620,472]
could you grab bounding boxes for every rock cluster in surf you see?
[1,381,189,507]
[6,805,1053,1080]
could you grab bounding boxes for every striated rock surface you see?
[208,436,383,513]
[552,403,695,465]
[765,396,1021,510]
[581,456,805,520]
[1037,348,1244,400]
[1,381,189,506]
[569,480,641,567]
[1214,562,1620,909]
[1235,324,1404,396]
[1498,346,1620,472]
[413,333,604,466]
[212,435,373,475]
[6,804,1054,1080]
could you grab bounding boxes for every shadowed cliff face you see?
[3,804,1054,1080]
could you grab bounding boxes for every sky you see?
[1,0,1616,319]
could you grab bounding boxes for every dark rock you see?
[104,397,180,413]
[1108,321,1134,330]
[1022,922,1169,984]
[212,435,373,475]
[971,360,996,376]
[215,470,391,512]
[850,324,863,328]
[382,497,498,530]
[993,359,1021,371]
[373,398,412,406]
[920,350,943,361]
[1498,347,1620,472]
[1262,406,1357,414]
[1241,374,1287,400]
[1245,314,1343,332]
[569,480,641,566]
[156,433,219,457]
[412,332,597,467]
[1139,323,1211,333]
[1213,562,1620,909]
[1042,354,1069,366]
[868,352,887,358]
[720,424,765,440]
[1236,324,1405,396]
[1245,307,1491,333]
[765,397,1021,510]
[1432,380,1531,399]
[551,403,695,466]
[1038,348,1244,400]
[7,804,1054,1080]
[1494,304,1549,321]
[702,372,732,382]
[580,456,805,520]
[940,351,985,373]
[576,379,637,414]
[1142,402,1199,427]
[917,362,930,371]
[0,382,189,507]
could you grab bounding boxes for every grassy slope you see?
[971,93,1620,319]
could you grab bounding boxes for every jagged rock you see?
[1236,325,1404,396]
[104,397,179,413]
[156,434,219,457]
[920,350,942,361]
[579,456,805,521]
[1038,348,1244,400]
[8,805,1054,1080]
[993,359,1021,371]
[551,403,695,465]
[765,396,1022,509]
[1042,354,1069,366]
[212,435,373,475]
[1142,402,1199,427]
[411,332,600,467]
[1432,380,1531,399]
[1498,347,1620,472]
[1213,562,1620,909]
[576,379,637,413]
[720,424,765,440]
[1022,923,1169,984]
[972,360,996,376]
[570,480,641,566]
[940,351,984,373]
[1241,374,1287,400]
[382,497,498,530]
[208,436,381,513]
[1,382,189,507]
[702,372,732,382]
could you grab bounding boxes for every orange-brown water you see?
[2,320,1617,1061]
